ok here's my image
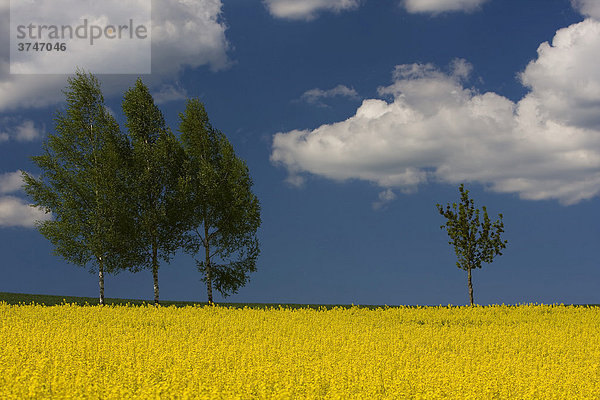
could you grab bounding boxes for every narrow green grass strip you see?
[0,292,388,309]
[3,291,598,308]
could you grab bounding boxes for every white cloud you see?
[519,19,600,130]
[450,58,473,81]
[0,171,24,194]
[272,19,600,206]
[0,0,229,111]
[282,173,306,187]
[402,0,488,14]
[572,0,600,19]
[14,120,42,141]
[151,0,230,75]
[373,189,397,210]
[0,119,43,142]
[0,195,51,228]
[301,85,359,106]
[0,170,52,227]
[0,72,67,112]
[152,83,188,105]
[264,0,360,20]
[9,0,151,75]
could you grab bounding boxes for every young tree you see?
[22,70,137,305]
[436,184,507,306]
[122,78,186,305]
[179,99,261,304]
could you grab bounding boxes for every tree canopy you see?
[23,73,262,305]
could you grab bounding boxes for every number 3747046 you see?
[17,42,67,51]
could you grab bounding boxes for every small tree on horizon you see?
[436,184,507,306]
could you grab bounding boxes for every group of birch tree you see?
[23,71,261,305]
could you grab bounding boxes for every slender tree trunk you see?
[467,267,474,306]
[204,225,213,304]
[92,125,104,307]
[98,256,105,306]
[152,238,159,306]
[206,262,213,305]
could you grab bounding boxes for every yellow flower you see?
[0,302,599,399]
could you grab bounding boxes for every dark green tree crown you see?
[22,69,138,274]
[179,98,261,298]
[437,184,507,270]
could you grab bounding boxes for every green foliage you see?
[122,79,188,304]
[23,75,261,304]
[436,184,507,271]
[22,70,137,275]
[179,99,261,299]
[122,78,187,269]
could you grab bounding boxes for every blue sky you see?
[1,0,600,305]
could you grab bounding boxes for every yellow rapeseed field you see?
[1,302,599,399]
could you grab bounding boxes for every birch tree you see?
[122,78,186,305]
[179,99,261,304]
[22,70,137,305]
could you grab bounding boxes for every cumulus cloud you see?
[402,0,489,14]
[0,171,24,194]
[9,0,152,75]
[264,0,360,20]
[0,0,229,111]
[0,119,43,142]
[0,195,51,228]
[14,120,42,141]
[0,171,51,228]
[450,58,473,81]
[572,0,600,19]
[150,0,230,76]
[300,85,359,107]
[519,19,600,130]
[152,83,188,105]
[272,18,600,206]
[372,189,397,210]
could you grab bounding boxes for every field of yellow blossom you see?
[1,302,599,399]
